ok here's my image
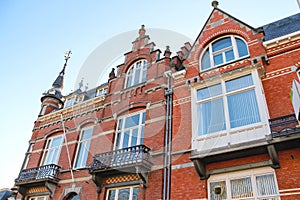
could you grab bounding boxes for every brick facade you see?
[14,3,300,200]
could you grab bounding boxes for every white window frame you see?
[29,196,49,200]
[208,167,280,200]
[96,87,107,96]
[106,185,139,200]
[41,135,64,166]
[23,143,33,169]
[200,35,249,71]
[114,111,146,150]
[191,70,269,141]
[64,96,76,108]
[125,59,147,88]
[74,127,93,169]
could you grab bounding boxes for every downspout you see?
[163,72,173,200]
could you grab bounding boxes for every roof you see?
[0,190,12,200]
[263,13,300,41]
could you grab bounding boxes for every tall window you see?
[201,36,249,71]
[23,143,33,169]
[42,136,63,165]
[107,186,139,200]
[125,60,147,88]
[196,74,261,136]
[208,169,280,200]
[115,111,146,149]
[74,127,93,168]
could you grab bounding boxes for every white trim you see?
[73,126,93,169]
[106,185,139,200]
[41,135,64,166]
[191,70,270,152]
[263,30,300,47]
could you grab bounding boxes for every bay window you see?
[196,73,261,136]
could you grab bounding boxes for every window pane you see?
[226,74,254,92]
[131,128,138,146]
[236,38,249,57]
[201,48,211,70]
[107,190,116,200]
[230,177,253,199]
[198,98,226,135]
[116,132,122,149]
[50,136,63,148]
[256,174,278,196]
[125,114,140,128]
[210,181,227,200]
[228,90,261,128]
[197,84,222,101]
[118,118,123,131]
[134,68,141,85]
[118,188,130,200]
[132,188,139,200]
[212,37,232,52]
[225,49,234,62]
[123,131,130,148]
[141,112,146,124]
[75,144,84,167]
[82,128,93,140]
[213,53,223,66]
[126,75,132,88]
[141,125,145,142]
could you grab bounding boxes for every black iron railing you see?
[89,145,152,171]
[269,114,300,138]
[15,164,61,184]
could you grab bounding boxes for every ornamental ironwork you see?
[269,114,300,137]
[15,164,61,184]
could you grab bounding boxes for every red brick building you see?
[14,2,300,200]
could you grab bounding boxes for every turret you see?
[39,51,71,116]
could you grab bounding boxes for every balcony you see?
[269,114,300,138]
[15,164,61,197]
[89,145,152,191]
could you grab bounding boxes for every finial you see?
[212,0,219,8]
[139,25,146,37]
[109,68,116,81]
[60,50,72,76]
[166,46,170,52]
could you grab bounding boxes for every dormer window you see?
[200,36,249,71]
[64,96,76,108]
[96,87,107,97]
[125,60,147,88]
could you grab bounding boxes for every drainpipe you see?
[163,71,173,200]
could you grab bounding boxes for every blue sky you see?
[0,0,299,189]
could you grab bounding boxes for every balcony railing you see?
[269,114,300,138]
[89,145,152,172]
[15,164,61,184]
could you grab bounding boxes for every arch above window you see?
[125,59,148,88]
[200,36,249,71]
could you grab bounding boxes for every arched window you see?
[125,60,148,88]
[200,36,249,71]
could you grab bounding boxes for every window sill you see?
[195,122,266,142]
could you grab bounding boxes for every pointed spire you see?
[52,50,71,89]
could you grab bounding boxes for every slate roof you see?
[263,13,300,41]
